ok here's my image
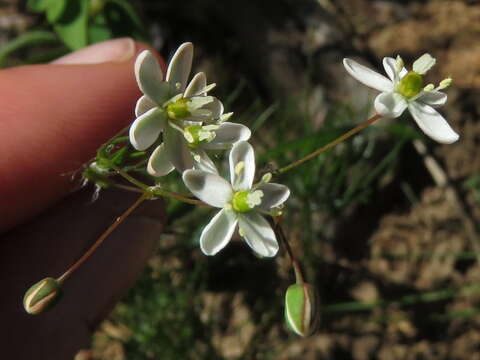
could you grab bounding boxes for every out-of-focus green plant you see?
[0,0,146,67]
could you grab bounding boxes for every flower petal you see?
[383,57,407,84]
[203,122,251,150]
[238,212,278,257]
[255,183,290,210]
[200,209,238,255]
[129,108,165,151]
[135,95,157,117]
[203,97,224,119]
[412,53,436,75]
[374,92,408,118]
[408,102,459,144]
[134,50,172,104]
[164,126,194,172]
[343,58,394,93]
[417,91,447,108]
[147,143,174,177]
[229,141,255,191]
[193,148,219,174]
[182,169,233,207]
[166,42,193,93]
[184,72,206,98]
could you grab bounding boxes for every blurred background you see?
[2,0,480,359]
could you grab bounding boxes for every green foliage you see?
[2,0,147,67]
[112,262,219,359]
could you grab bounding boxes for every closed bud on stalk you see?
[23,277,61,315]
[284,283,319,337]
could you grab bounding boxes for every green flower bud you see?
[284,283,319,337]
[166,98,191,120]
[397,71,423,99]
[23,277,61,315]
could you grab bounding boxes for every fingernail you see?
[52,38,136,65]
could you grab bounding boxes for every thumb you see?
[0,38,163,231]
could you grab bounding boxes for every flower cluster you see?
[127,44,459,258]
[129,42,289,256]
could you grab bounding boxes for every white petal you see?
[134,50,172,104]
[383,57,407,84]
[374,92,408,118]
[255,183,290,210]
[408,102,459,144]
[417,91,447,108]
[238,212,278,257]
[164,126,194,172]
[135,95,157,117]
[413,53,436,75]
[182,169,233,207]
[229,141,255,191]
[193,148,219,174]
[200,209,238,255]
[184,72,206,98]
[203,122,251,150]
[147,144,174,177]
[203,97,224,119]
[343,58,394,93]
[129,108,165,151]
[166,42,193,93]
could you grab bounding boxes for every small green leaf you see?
[46,0,67,22]
[0,31,59,67]
[54,0,90,50]
[27,0,50,12]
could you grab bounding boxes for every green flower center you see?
[184,125,203,148]
[166,98,190,120]
[396,71,423,99]
[232,191,252,213]
[231,190,263,213]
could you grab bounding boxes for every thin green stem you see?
[110,163,209,206]
[275,114,382,175]
[57,192,151,284]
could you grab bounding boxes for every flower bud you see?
[284,283,319,337]
[23,277,61,315]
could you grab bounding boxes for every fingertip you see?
[0,41,164,231]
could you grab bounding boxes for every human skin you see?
[0,38,165,359]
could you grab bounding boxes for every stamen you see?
[235,161,245,176]
[246,190,264,208]
[423,84,435,92]
[261,172,272,183]
[395,55,404,73]
[438,77,452,90]
[219,112,234,123]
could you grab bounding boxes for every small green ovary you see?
[166,98,190,120]
[396,71,423,98]
[184,125,203,148]
[232,191,253,213]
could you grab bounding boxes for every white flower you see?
[343,54,459,144]
[148,121,251,176]
[182,141,290,257]
[129,42,228,174]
